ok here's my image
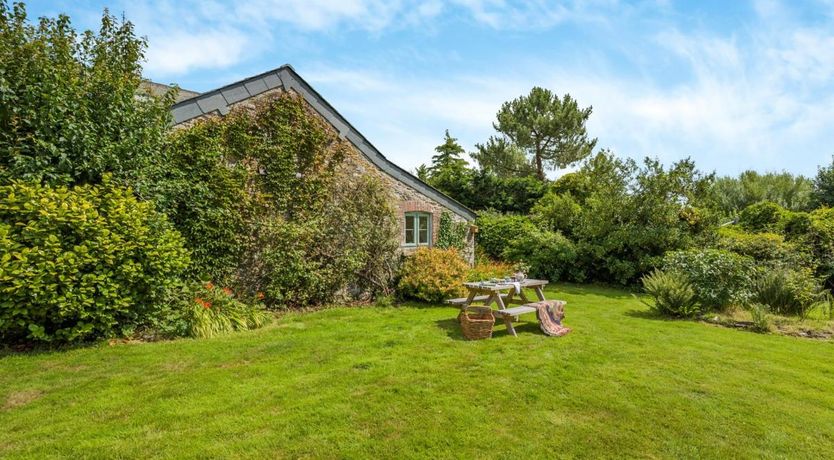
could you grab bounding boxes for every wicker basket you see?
[459,306,495,340]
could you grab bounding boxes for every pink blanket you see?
[530,300,571,337]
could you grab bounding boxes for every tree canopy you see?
[0,2,172,188]
[493,87,596,180]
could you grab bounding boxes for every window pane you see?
[419,228,429,244]
[418,216,429,244]
[405,215,415,244]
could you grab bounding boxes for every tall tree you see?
[429,129,468,175]
[0,2,173,188]
[494,87,596,180]
[423,130,471,200]
[471,136,537,178]
[812,156,834,208]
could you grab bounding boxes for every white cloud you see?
[143,30,248,75]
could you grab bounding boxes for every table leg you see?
[460,289,477,311]
[494,293,518,336]
[534,287,546,301]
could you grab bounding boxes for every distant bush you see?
[662,249,756,310]
[467,260,513,282]
[531,192,582,235]
[475,212,537,260]
[398,248,468,303]
[0,179,190,344]
[738,201,786,233]
[752,268,829,318]
[716,227,811,268]
[502,228,577,282]
[640,269,698,317]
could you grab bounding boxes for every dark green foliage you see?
[811,156,834,208]
[738,201,786,233]
[471,136,537,178]
[465,172,547,213]
[436,211,468,251]
[567,153,717,284]
[493,87,596,180]
[0,3,172,188]
[501,228,577,282]
[531,191,581,235]
[640,269,699,317]
[662,249,756,310]
[475,212,537,260]
[709,171,812,217]
[751,268,829,318]
[155,94,400,307]
[0,178,190,343]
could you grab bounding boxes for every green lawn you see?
[2,284,833,459]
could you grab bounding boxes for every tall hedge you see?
[0,178,190,343]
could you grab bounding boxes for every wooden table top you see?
[463,279,549,291]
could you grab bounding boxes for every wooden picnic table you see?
[449,279,549,337]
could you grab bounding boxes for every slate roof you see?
[170,64,476,220]
[140,81,200,103]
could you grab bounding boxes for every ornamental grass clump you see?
[639,269,699,317]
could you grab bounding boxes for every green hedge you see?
[0,179,190,343]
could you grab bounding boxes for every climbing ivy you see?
[436,211,469,252]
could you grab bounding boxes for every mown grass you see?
[2,283,833,458]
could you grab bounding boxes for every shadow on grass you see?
[623,309,680,322]
[436,316,546,340]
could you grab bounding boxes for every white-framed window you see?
[404,212,431,246]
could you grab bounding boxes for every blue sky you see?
[27,0,834,177]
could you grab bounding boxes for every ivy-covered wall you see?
[173,86,475,264]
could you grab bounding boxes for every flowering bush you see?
[398,248,469,303]
[186,283,271,338]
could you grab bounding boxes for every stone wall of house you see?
[173,88,476,264]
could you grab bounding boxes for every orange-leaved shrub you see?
[398,248,469,303]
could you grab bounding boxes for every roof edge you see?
[169,64,477,221]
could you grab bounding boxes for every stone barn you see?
[166,64,477,262]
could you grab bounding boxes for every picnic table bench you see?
[448,279,549,337]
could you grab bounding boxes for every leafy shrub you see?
[559,153,717,285]
[436,211,468,251]
[716,227,811,268]
[0,179,190,344]
[502,228,577,282]
[0,4,172,188]
[398,248,469,303]
[639,269,698,317]
[475,212,537,260]
[467,260,513,282]
[662,249,756,310]
[186,282,271,338]
[752,268,829,318]
[531,192,581,235]
[738,201,786,233]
